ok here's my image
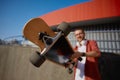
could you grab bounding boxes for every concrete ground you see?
[0,45,73,80]
[0,45,120,80]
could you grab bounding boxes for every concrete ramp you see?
[0,45,73,80]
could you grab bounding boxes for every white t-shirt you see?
[75,40,87,80]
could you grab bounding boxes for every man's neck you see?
[79,39,87,46]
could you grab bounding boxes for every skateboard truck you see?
[30,31,64,67]
[40,31,64,55]
[39,32,53,45]
[64,57,82,74]
[64,59,76,74]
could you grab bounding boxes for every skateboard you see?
[23,18,80,74]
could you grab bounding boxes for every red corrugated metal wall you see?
[40,0,120,26]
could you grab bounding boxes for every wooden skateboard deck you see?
[23,18,76,74]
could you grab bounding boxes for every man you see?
[71,29,101,80]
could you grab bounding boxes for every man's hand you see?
[71,51,84,59]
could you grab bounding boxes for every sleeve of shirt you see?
[90,40,101,57]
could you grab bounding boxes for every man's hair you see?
[74,28,85,33]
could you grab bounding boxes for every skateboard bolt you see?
[46,38,53,45]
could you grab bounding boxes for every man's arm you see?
[71,40,101,59]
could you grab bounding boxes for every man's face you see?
[74,29,85,42]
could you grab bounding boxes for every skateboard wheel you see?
[57,22,71,37]
[67,68,73,74]
[50,27,59,32]
[30,51,46,67]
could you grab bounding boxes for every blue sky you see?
[0,0,89,40]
